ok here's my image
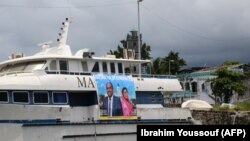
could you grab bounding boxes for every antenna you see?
[37,41,52,50]
[57,17,73,46]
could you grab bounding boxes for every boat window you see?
[50,60,57,70]
[102,62,107,73]
[53,92,68,104]
[13,91,29,103]
[23,61,46,72]
[68,91,98,106]
[9,63,26,73]
[0,61,46,74]
[33,91,49,104]
[59,60,68,74]
[110,62,115,73]
[0,91,8,103]
[118,63,123,74]
[82,61,88,72]
[0,65,11,74]
[92,62,99,72]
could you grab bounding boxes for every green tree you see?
[152,57,162,74]
[141,43,151,60]
[222,60,240,66]
[150,51,186,75]
[211,62,246,103]
[110,42,151,60]
[161,51,186,75]
[140,43,152,74]
[245,66,250,79]
[109,45,123,58]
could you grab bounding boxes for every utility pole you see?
[137,0,143,76]
[169,60,174,75]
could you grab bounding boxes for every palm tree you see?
[152,57,162,74]
[161,51,186,75]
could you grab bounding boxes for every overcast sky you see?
[0,0,249,67]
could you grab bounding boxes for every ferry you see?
[0,18,193,141]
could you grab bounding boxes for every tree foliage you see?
[222,60,240,66]
[110,43,151,60]
[161,51,186,75]
[141,43,151,60]
[109,45,123,58]
[151,51,186,75]
[109,31,186,75]
[152,57,162,74]
[210,62,246,103]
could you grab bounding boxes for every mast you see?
[57,17,71,46]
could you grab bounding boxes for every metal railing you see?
[0,70,33,76]
[131,73,177,79]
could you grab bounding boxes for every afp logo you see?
[221,129,246,138]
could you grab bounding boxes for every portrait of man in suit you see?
[103,82,123,116]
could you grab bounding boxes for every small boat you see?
[0,18,193,141]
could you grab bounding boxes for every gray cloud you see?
[0,0,249,67]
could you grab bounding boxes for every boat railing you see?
[0,69,178,80]
[44,70,178,79]
[2,69,178,79]
[0,70,33,76]
[164,91,199,106]
[131,73,177,79]
[170,90,197,98]
[0,70,90,76]
[45,70,91,75]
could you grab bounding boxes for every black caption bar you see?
[137,125,249,141]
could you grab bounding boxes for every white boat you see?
[0,18,193,141]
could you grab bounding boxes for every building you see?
[175,64,250,104]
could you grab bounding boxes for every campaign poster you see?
[93,74,137,119]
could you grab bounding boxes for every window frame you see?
[0,91,9,103]
[33,91,49,104]
[110,62,115,73]
[82,61,88,72]
[92,62,100,72]
[102,62,108,73]
[49,60,57,71]
[52,92,68,104]
[59,60,69,74]
[12,91,29,104]
[118,63,123,74]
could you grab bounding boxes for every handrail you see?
[131,73,177,79]
[0,69,178,79]
[45,70,91,75]
[0,70,33,76]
